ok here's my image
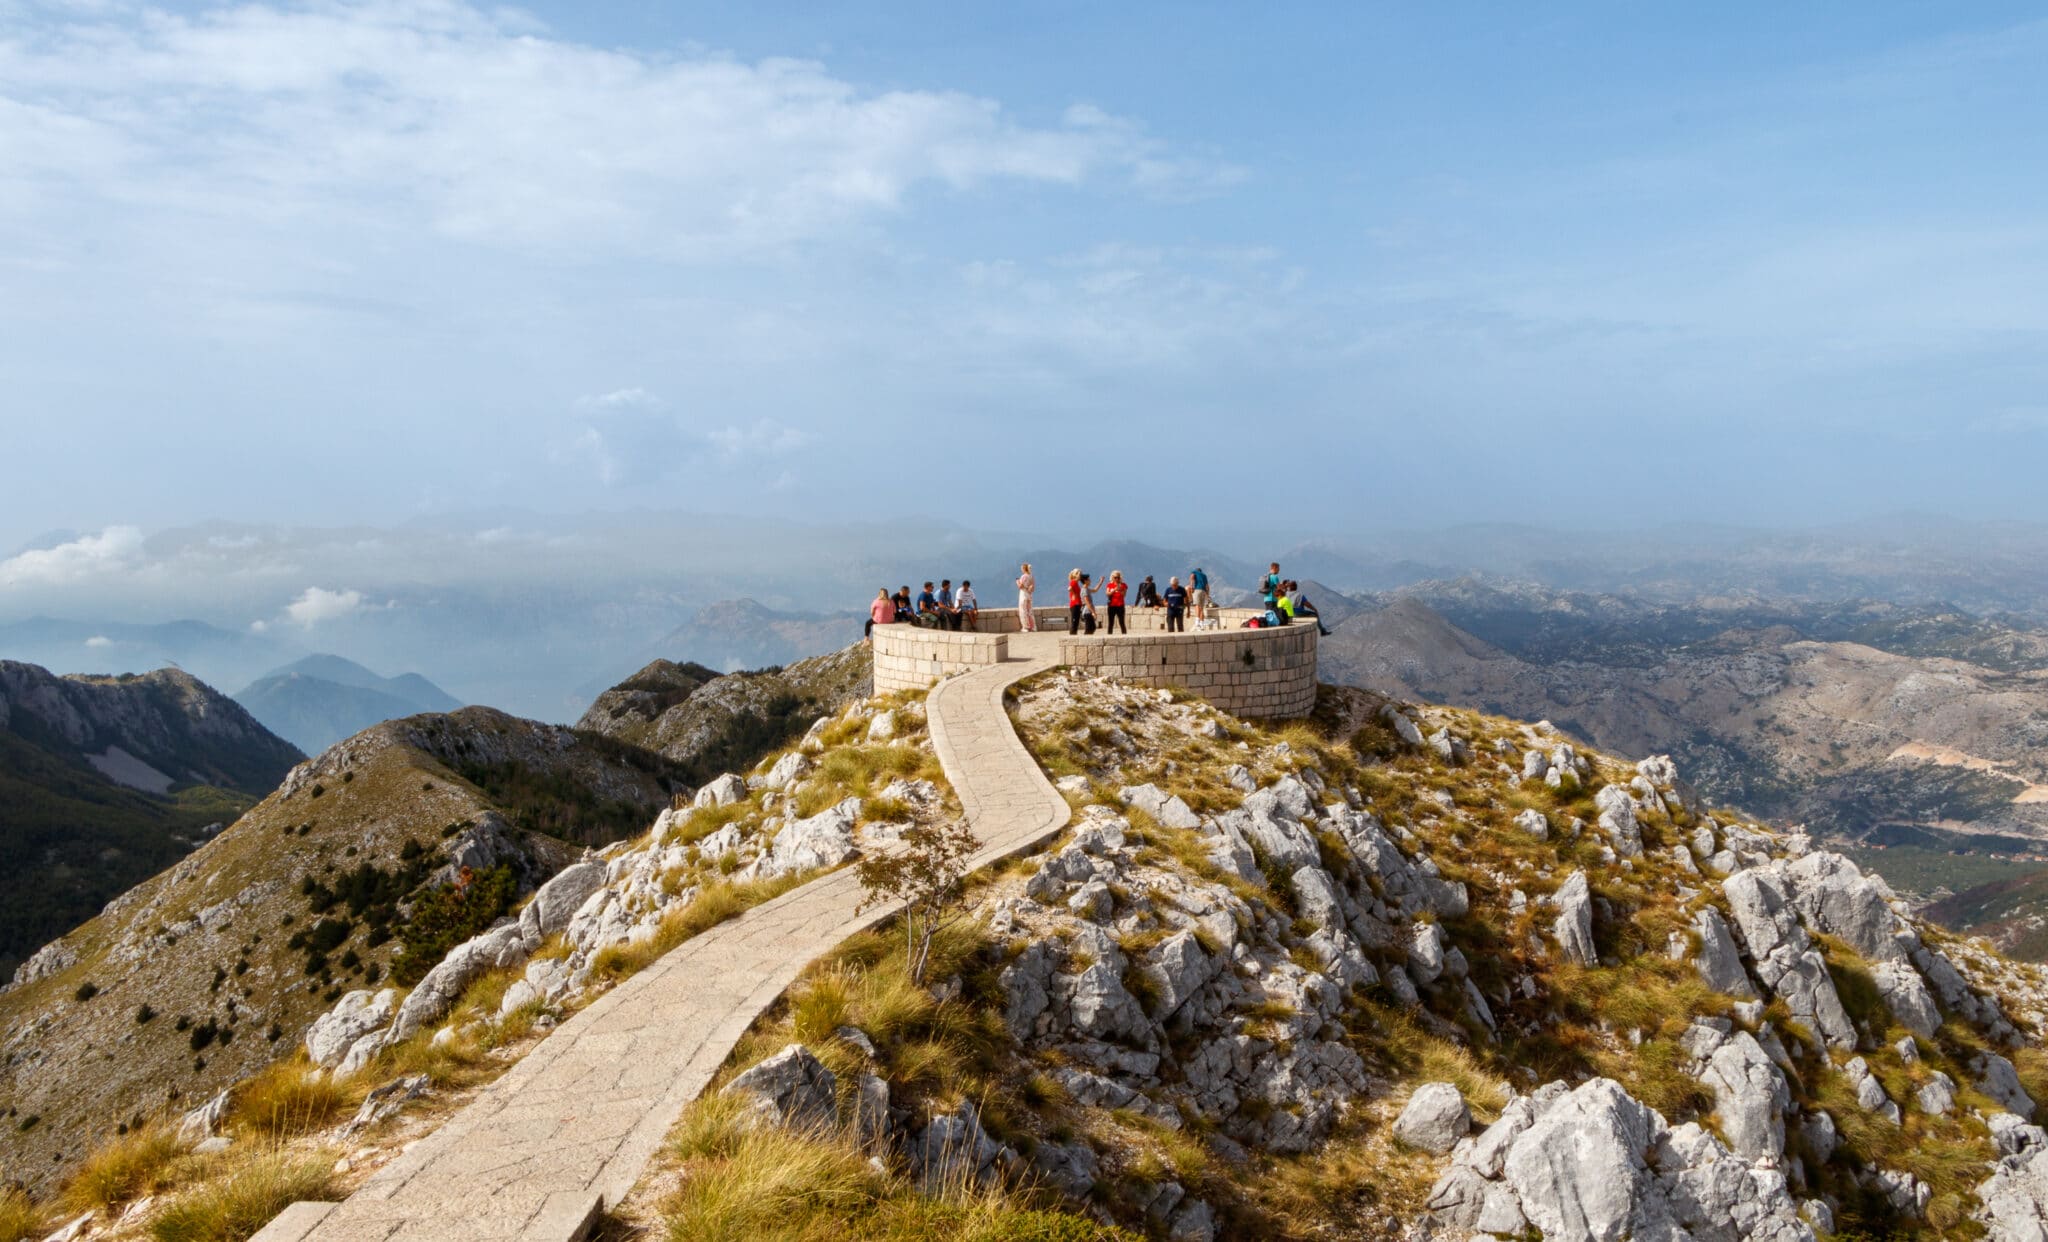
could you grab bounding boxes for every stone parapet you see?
[1058,623,1317,719]
[871,624,1009,694]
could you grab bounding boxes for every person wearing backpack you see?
[1103,571,1129,634]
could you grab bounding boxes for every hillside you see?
[234,656,462,754]
[1322,596,2048,851]
[0,661,303,978]
[578,643,872,781]
[21,663,2048,1240]
[652,597,860,672]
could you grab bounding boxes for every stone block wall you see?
[967,606,1268,633]
[1057,624,1317,719]
[871,625,1008,694]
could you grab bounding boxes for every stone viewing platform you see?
[872,606,1317,719]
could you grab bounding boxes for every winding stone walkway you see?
[255,637,1070,1242]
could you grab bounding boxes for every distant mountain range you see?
[0,660,303,978]
[234,654,461,754]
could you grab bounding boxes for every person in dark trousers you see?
[1263,563,1288,624]
[916,582,942,627]
[1289,582,1333,636]
[893,586,915,623]
[937,579,960,630]
[1103,571,1129,634]
[866,588,893,641]
[1067,569,1085,634]
[1136,575,1161,608]
[1163,576,1188,632]
[1080,573,1100,633]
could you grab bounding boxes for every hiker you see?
[1190,566,1210,622]
[1067,569,1085,634]
[1017,563,1036,631]
[916,582,943,627]
[865,588,893,640]
[1290,582,1333,636]
[956,580,979,629]
[1163,576,1188,632]
[937,579,961,630]
[1136,575,1161,608]
[1103,571,1129,634]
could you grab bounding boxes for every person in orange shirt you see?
[865,588,893,642]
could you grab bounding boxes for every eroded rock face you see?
[1721,870,1857,1049]
[1430,1078,1817,1242]
[1553,871,1597,965]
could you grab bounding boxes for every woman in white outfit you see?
[1017,563,1036,631]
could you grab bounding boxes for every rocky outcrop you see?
[1393,1082,1470,1154]
[1428,1078,1817,1242]
[1720,869,1857,1049]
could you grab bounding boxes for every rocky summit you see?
[11,644,2048,1241]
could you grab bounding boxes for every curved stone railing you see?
[873,606,1318,719]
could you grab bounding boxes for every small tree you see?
[855,819,981,986]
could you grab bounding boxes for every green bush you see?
[392,866,518,985]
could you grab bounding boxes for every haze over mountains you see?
[233,655,461,755]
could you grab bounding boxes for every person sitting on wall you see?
[865,587,894,642]
[916,581,944,627]
[1288,582,1333,636]
[937,579,961,630]
[956,580,979,629]
[1136,575,1161,608]
[893,586,916,624]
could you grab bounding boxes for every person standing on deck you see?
[1103,571,1129,634]
[1190,566,1210,623]
[1067,568,1085,634]
[1017,563,1037,631]
[1163,576,1188,632]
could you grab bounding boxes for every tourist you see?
[1262,562,1283,611]
[937,579,960,631]
[1163,576,1187,632]
[1081,572,1100,633]
[956,580,979,629]
[1137,575,1161,608]
[1067,569,1085,634]
[1103,571,1129,634]
[1190,566,1210,622]
[1017,563,1036,631]
[916,581,942,627]
[1289,582,1333,636]
[893,586,915,624]
[865,588,893,641]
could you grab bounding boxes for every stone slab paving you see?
[255,641,1070,1242]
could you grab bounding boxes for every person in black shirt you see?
[1162,576,1188,632]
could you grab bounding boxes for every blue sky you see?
[3,1,2046,552]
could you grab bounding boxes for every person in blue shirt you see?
[1163,576,1188,632]
[936,579,960,630]
[916,582,942,627]
[1189,566,1210,624]
[1262,562,1287,624]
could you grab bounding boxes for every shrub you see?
[392,866,518,985]
[150,1151,337,1242]
[74,981,99,1002]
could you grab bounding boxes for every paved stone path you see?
[255,638,1070,1242]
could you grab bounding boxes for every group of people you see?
[866,579,981,637]
[1253,562,1332,636]
[1017,562,1212,634]
[864,560,1329,640]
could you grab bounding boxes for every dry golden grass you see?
[228,1056,356,1139]
[0,1187,45,1242]
[591,872,812,982]
[59,1121,185,1214]
[148,1150,338,1242]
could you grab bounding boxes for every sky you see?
[3,1,2048,554]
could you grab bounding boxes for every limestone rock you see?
[1553,871,1596,965]
[1692,908,1758,998]
[753,752,812,791]
[1721,869,1856,1049]
[1514,808,1549,839]
[1978,1051,2038,1119]
[1871,958,1941,1038]
[1916,1072,1956,1117]
[1845,1057,1901,1125]
[176,1088,232,1145]
[724,1044,837,1131]
[693,773,749,807]
[1593,785,1643,857]
[517,861,607,942]
[765,797,862,875]
[305,988,399,1068]
[1119,783,1201,829]
[1685,1023,1789,1159]
[389,922,533,1045]
[343,1073,430,1138]
[1393,1082,1470,1154]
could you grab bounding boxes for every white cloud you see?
[284,586,366,626]
[84,634,111,648]
[0,3,1224,260]
[0,525,145,585]
[249,619,270,634]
